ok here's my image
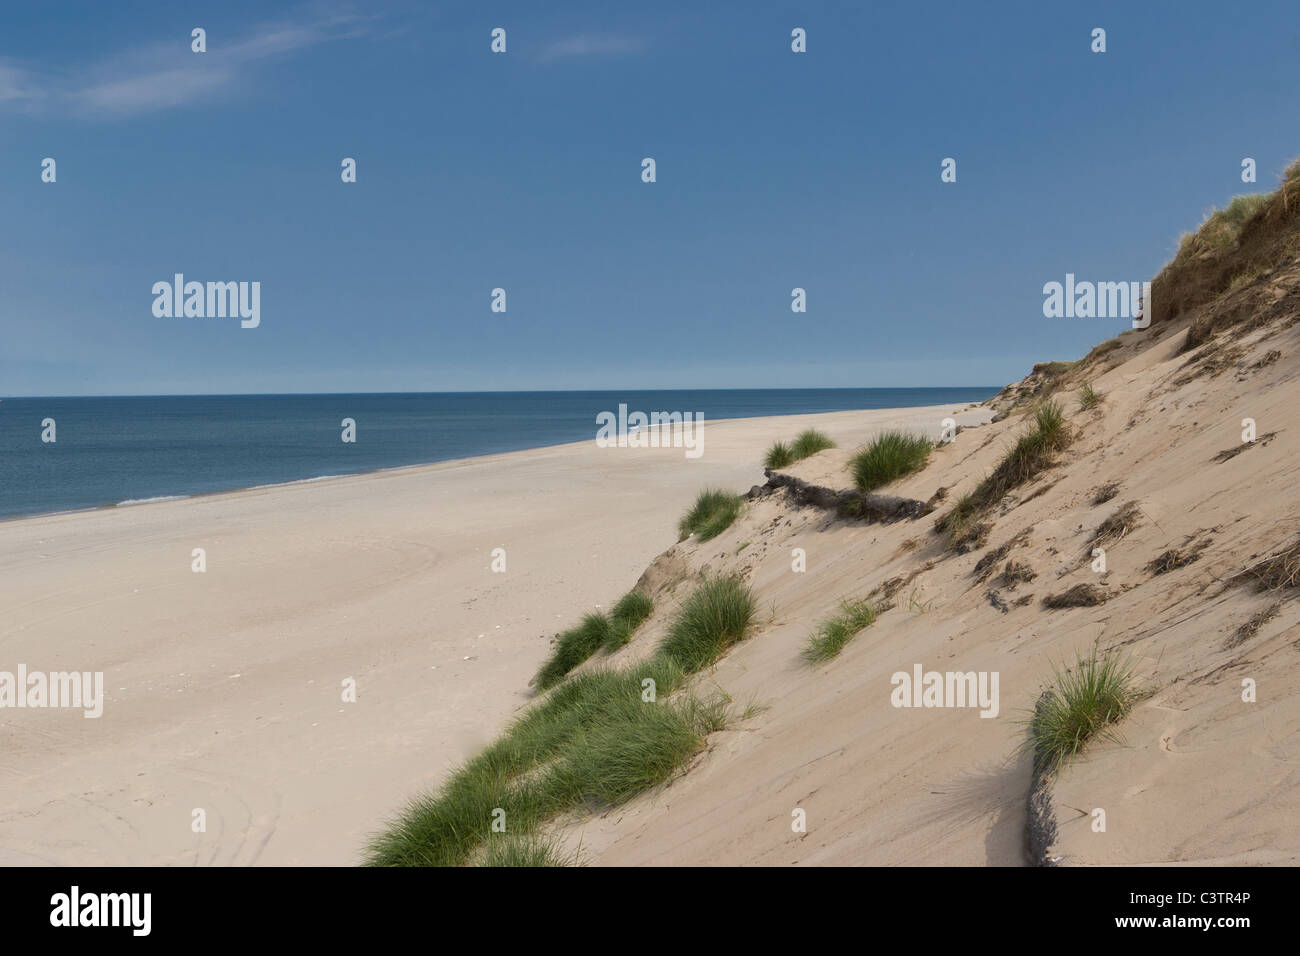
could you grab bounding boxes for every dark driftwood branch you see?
[748,470,927,522]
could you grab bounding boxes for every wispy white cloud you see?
[74,66,235,114]
[2,5,376,119]
[0,58,46,104]
[539,33,646,63]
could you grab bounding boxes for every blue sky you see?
[2,0,1298,396]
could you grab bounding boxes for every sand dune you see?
[542,192,1300,865]
[539,324,1299,865]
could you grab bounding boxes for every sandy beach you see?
[0,402,977,866]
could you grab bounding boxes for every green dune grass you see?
[765,428,835,470]
[802,598,878,663]
[678,488,743,541]
[1025,647,1137,774]
[850,430,933,492]
[369,576,757,867]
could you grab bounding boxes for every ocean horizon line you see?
[2,385,1004,401]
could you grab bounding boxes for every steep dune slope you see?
[559,166,1300,866]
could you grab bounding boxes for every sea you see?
[0,388,997,520]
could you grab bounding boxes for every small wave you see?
[246,473,357,491]
[116,495,190,507]
[102,475,355,511]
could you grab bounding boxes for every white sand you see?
[0,403,974,866]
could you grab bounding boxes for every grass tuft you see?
[366,567,759,868]
[1032,399,1067,446]
[765,429,836,470]
[1024,648,1137,775]
[791,428,836,459]
[802,598,878,663]
[658,574,757,672]
[533,590,655,689]
[678,488,743,541]
[850,430,933,492]
[368,656,701,867]
[533,613,611,690]
[764,441,794,469]
[479,834,583,867]
[603,590,654,651]
[538,691,718,809]
[1077,382,1100,411]
[935,400,1071,550]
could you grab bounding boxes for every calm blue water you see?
[0,389,996,520]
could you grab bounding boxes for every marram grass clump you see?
[539,690,727,808]
[850,430,933,492]
[764,441,795,469]
[764,428,835,470]
[603,590,654,651]
[479,834,584,867]
[369,576,760,867]
[533,590,655,690]
[532,613,610,691]
[1024,647,1137,775]
[792,428,835,459]
[937,399,1071,549]
[369,656,702,866]
[658,574,757,672]
[802,598,878,663]
[678,487,743,541]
